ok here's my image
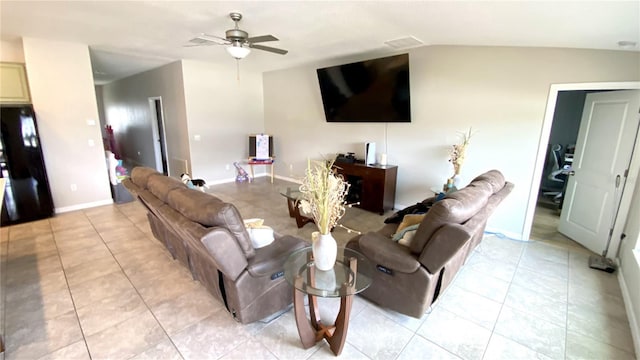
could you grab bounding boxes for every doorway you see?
[525,82,640,258]
[149,97,168,175]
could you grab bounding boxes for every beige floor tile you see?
[5,287,75,332]
[85,311,167,359]
[5,311,83,360]
[64,255,122,287]
[36,340,90,360]
[219,338,279,360]
[438,285,502,330]
[150,286,224,335]
[250,311,321,360]
[483,333,553,360]
[49,211,92,232]
[417,307,492,360]
[8,220,52,241]
[171,310,252,359]
[134,268,201,306]
[395,335,461,360]
[348,306,414,360]
[76,287,147,336]
[5,269,68,304]
[451,266,511,303]
[503,283,567,326]
[5,254,63,288]
[566,330,636,360]
[493,306,566,359]
[57,242,113,269]
[54,232,104,254]
[511,266,568,303]
[129,338,183,360]
[104,234,159,255]
[567,304,635,354]
[98,223,144,243]
[69,270,136,309]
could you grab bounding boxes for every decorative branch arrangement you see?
[298,157,350,235]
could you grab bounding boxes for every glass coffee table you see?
[284,247,373,356]
[279,187,315,228]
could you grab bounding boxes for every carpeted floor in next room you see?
[0,177,636,359]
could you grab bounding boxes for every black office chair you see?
[540,144,566,203]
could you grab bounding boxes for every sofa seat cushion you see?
[167,188,255,258]
[359,232,421,274]
[247,235,307,277]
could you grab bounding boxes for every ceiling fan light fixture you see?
[226,44,251,59]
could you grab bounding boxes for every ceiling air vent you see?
[384,36,424,50]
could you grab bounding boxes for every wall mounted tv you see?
[316,53,410,123]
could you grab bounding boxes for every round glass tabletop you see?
[284,246,374,298]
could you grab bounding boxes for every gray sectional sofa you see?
[122,167,306,324]
[347,170,513,318]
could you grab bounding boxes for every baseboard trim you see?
[618,265,640,357]
[55,198,113,214]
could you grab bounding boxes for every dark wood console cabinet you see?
[334,162,397,215]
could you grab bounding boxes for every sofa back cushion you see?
[147,175,187,203]
[167,188,255,258]
[409,185,491,254]
[131,167,161,189]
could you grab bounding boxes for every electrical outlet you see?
[225,164,230,171]
[70,184,77,192]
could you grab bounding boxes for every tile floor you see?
[0,178,636,359]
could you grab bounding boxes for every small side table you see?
[247,157,274,183]
[279,187,314,228]
[284,247,373,356]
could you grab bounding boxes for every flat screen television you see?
[316,53,410,123]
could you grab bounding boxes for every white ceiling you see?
[1,1,638,84]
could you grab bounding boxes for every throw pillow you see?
[396,214,426,233]
[398,229,417,247]
[392,223,420,241]
[243,218,264,228]
[247,226,274,248]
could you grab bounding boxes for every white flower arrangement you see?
[298,157,350,235]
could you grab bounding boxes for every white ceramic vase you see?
[312,231,338,271]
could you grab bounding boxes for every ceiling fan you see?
[188,12,288,60]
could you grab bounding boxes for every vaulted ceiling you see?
[1,1,638,84]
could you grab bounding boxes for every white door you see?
[558,90,640,254]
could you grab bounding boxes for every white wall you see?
[0,39,25,62]
[101,61,189,177]
[181,60,264,182]
[22,37,112,211]
[263,45,640,238]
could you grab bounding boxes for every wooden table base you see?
[285,197,315,228]
[293,257,357,356]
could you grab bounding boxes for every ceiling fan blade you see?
[247,35,278,43]
[250,44,288,55]
[190,33,230,45]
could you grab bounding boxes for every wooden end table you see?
[284,247,373,356]
[279,187,315,228]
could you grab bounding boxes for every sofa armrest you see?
[418,224,472,273]
[359,232,421,274]
[246,235,307,277]
[200,228,248,280]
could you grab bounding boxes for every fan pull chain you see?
[236,59,240,82]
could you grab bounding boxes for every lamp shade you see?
[226,45,251,59]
